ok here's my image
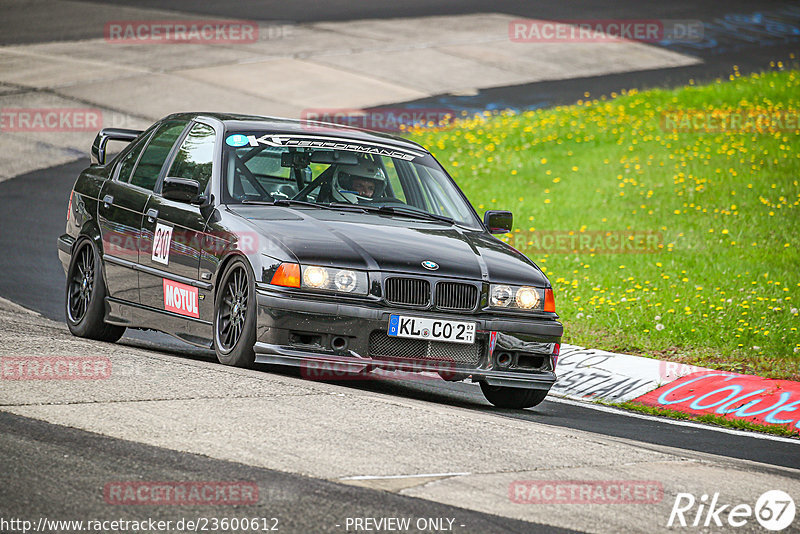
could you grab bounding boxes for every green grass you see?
[611,401,799,438]
[408,65,800,380]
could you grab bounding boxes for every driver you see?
[331,157,388,203]
[350,175,377,198]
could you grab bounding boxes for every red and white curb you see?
[552,344,800,434]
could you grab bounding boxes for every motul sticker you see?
[152,222,173,265]
[163,279,199,318]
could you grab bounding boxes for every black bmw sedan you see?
[58,112,562,408]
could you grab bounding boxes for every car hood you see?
[231,206,549,286]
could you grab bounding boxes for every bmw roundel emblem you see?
[422,260,439,271]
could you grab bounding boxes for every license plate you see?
[388,315,476,344]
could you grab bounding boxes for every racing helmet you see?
[331,157,388,203]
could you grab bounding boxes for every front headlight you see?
[489,284,513,307]
[515,287,541,309]
[489,284,555,312]
[303,266,329,288]
[301,265,368,294]
[270,263,369,295]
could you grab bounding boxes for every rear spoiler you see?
[91,128,143,165]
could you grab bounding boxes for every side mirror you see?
[484,210,513,234]
[162,176,202,203]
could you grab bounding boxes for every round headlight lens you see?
[515,287,541,309]
[491,285,513,307]
[334,270,357,292]
[303,266,329,288]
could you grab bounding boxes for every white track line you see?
[340,472,471,480]
[546,396,800,445]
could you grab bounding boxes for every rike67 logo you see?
[668,490,796,531]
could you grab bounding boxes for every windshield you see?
[222,132,481,227]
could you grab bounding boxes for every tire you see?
[213,258,256,368]
[65,240,126,343]
[479,382,548,409]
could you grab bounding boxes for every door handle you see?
[102,195,113,208]
[146,208,159,223]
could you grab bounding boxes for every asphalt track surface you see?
[3,0,799,113]
[1,0,794,42]
[0,411,566,534]
[1,160,797,473]
[1,1,799,531]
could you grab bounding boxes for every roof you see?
[163,112,428,154]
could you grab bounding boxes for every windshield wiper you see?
[381,206,455,224]
[272,198,331,209]
[240,198,338,211]
[240,199,454,224]
[330,203,454,224]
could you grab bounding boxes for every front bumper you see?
[254,287,561,391]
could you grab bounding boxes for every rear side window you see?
[130,121,187,191]
[166,123,216,193]
[115,135,149,183]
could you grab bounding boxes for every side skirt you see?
[105,297,213,348]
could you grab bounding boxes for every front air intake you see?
[384,277,430,307]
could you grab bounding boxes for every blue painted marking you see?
[225,134,250,147]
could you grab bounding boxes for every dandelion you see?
[654,315,661,321]
[655,323,665,331]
